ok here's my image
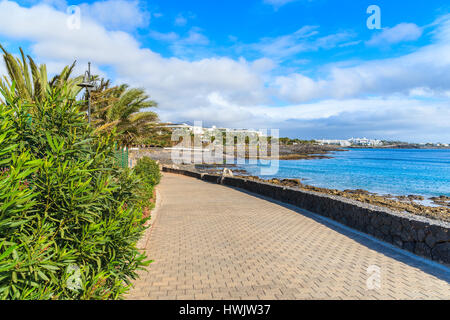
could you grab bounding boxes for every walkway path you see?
[127,173,450,300]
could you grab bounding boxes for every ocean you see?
[240,148,450,198]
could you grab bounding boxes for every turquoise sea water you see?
[240,149,450,198]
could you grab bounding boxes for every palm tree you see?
[89,80,160,147]
[1,45,160,147]
[0,45,83,103]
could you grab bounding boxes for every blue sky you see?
[1,0,450,142]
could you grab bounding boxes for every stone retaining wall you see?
[162,166,450,264]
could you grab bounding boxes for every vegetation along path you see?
[128,173,450,299]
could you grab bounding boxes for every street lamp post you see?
[77,62,96,124]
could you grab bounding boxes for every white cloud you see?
[174,14,187,27]
[176,27,209,46]
[79,0,150,31]
[314,32,356,49]
[0,1,268,106]
[17,0,67,10]
[160,95,450,142]
[273,18,450,103]
[19,0,151,32]
[251,58,277,73]
[250,25,318,58]
[228,35,238,42]
[1,1,450,142]
[275,74,325,102]
[264,0,295,5]
[263,0,297,9]
[263,0,316,10]
[366,23,423,46]
[149,27,210,58]
[338,40,361,48]
[150,28,209,46]
[274,45,450,103]
[243,26,355,61]
[174,12,196,27]
[149,30,179,42]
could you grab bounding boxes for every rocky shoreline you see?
[131,145,343,163]
[251,178,449,222]
[192,165,450,223]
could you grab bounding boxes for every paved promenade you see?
[127,173,450,300]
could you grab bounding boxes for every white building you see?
[318,138,382,147]
[165,123,267,141]
[165,123,204,135]
[349,137,382,146]
[317,139,352,147]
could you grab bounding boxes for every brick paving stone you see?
[127,173,450,300]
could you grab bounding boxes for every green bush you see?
[0,84,150,299]
[134,157,161,187]
[132,157,161,211]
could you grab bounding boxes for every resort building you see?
[349,137,382,146]
[318,138,382,147]
[317,139,352,147]
[165,123,267,140]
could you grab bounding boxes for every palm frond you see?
[1,45,81,103]
[94,120,120,133]
[88,80,160,146]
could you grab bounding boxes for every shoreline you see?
[234,175,450,223]
[348,145,450,150]
[192,164,450,223]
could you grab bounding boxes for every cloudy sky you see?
[0,0,450,142]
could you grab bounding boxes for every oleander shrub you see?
[133,157,161,211]
[0,84,150,300]
[134,157,161,188]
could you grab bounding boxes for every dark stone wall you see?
[162,167,450,264]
